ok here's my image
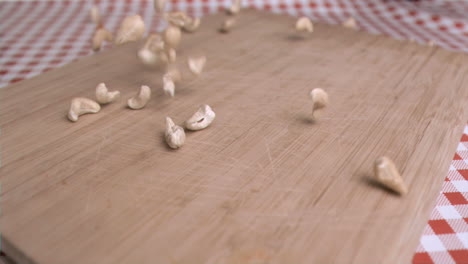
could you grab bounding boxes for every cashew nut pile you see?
[78,1,406,196]
[71,1,216,150]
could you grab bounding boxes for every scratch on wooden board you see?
[83,188,93,215]
[263,138,277,177]
[189,139,225,148]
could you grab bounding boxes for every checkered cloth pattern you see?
[0,0,467,263]
[413,126,468,264]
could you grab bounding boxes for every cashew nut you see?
[68,97,101,122]
[220,17,236,33]
[165,117,186,149]
[185,104,216,130]
[90,5,100,25]
[227,0,241,15]
[165,11,200,33]
[128,85,151,109]
[149,34,165,51]
[310,88,329,121]
[163,25,182,49]
[95,83,120,104]
[182,18,201,33]
[296,17,313,33]
[138,34,166,65]
[167,48,176,63]
[115,15,145,45]
[187,55,206,76]
[374,157,408,195]
[165,11,189,27]
[163,74,175,97]
[342,17,357,30]
[92,26,113,51]
[138,48,159,65]
[153,0,167,13]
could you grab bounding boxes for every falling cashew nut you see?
[185,104,216,130]
[163,25,182,49]
[95,83,120,104]
[310,88,329,121]
[183,18,201,33]
[92,27,113,51]
[163,74,175,97]
[153,0,167,13]
[68,97,101,122]
[138,48,159,66]
[115,15,146,45]
[165,11,189,27]
[296,17,313,33]
[220,17,236,33]
[165,117,186,149]
[343,17,357,30]
[374,157,408,195]
[167,48,176,63]
[165,11,200,33]
[128,85,151,109]
[227,0,241,15]
[146,34,165,51]
[187,55,206,76]
[90,5,100,25]
[138,34,166,65]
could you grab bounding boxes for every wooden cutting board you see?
[1,10,468,264]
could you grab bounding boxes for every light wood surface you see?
[1,10,468,264]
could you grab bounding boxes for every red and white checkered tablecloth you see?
[413,126,468,264]
[0,0,467,263]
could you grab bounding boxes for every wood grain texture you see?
[1,10,468,264]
